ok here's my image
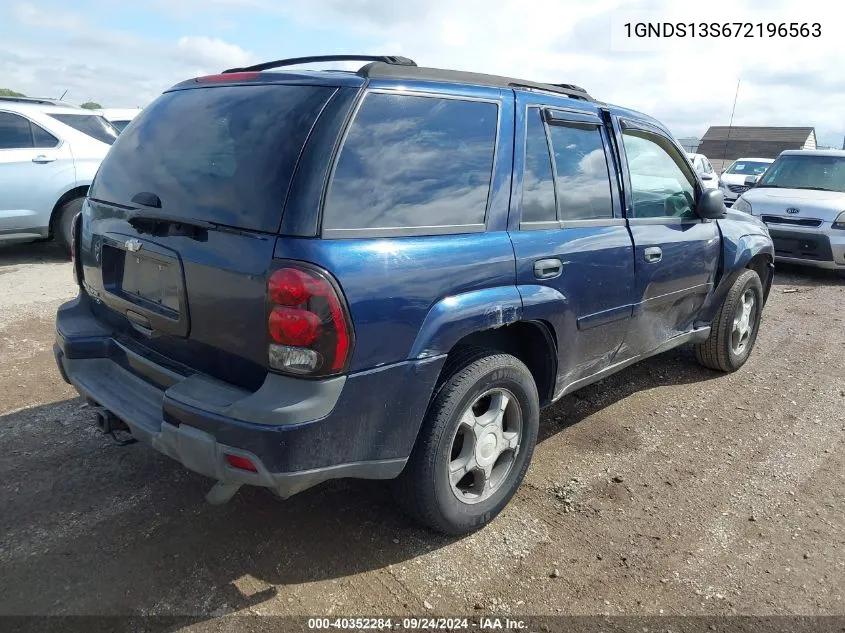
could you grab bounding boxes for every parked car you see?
[687,152,719,189]
[98,108,142,133]
[718,157,774,206]
[0,96,117,252]
[54,55,774,534]
[733,149,845,278]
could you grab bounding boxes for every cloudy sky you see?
[1,0,841,147]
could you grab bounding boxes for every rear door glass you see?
[48,113,118,145]
[547,123,613,221]
[90,85,335,233]
[520,108,557,224]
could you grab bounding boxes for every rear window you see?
[322,92,498,234]
[48,113,118,145]
[91,85,334,233]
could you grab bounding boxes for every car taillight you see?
[266,264,353,376]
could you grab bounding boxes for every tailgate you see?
[77,81,337,388]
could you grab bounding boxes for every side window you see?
[520,108,556,223]
[323,92,498,233]
[31,122,59,148]
[547,122,613,221]
[703,158,714,174]
[0,112,34,149]
[623,129,696,219]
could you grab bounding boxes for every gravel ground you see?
[0,241,843,625]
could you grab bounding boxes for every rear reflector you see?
[196,71,260,83]
[225,454,258,472]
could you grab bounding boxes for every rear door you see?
[0,110,72,233]
[79,82,338,390]
[612,116,720,356]
[509,92,635,391]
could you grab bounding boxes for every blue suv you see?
[54,55,774,534]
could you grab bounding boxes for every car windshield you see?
[756,154,845,192]
[726,161,771,176]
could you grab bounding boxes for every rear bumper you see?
[768,227,845,270]
[55,295,445,497]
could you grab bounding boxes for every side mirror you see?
[700,173,714,181]
[720,169,726,175]
[697,189,726,219]
[744,175,759,186]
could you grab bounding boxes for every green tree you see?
[80,101,102,109]
[0,88,26,97]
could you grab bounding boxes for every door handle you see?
[644,247,663,263]
[534,258,563,279]
[32,155,57,164]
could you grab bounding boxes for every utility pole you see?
[723,79,741,162]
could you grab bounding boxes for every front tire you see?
[54,197,83,255]
[394,349,539,535]
[695,269,763,372]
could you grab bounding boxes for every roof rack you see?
[0,96,75,107]
[223,55,417,74]
[508,81,592,101]
[356,63,595,102]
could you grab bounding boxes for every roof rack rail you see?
[0,96,68,106]
[223,55,417,74]
[508,81,593,102]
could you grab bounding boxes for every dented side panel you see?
[408,286,523,359]
[696,230,775,324]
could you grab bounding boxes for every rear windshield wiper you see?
[128,210,213,241]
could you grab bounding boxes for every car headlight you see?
[733,197,752,214]
[833,211,845,229]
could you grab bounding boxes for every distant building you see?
[697,126,816,163]
[677,137,700,153]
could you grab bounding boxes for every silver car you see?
[718,157,774,206]
[0,97,116,253]
[733,150,845,278]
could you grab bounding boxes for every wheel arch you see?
[436,320,558,407]
[48,185,88,237]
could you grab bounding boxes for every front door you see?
[509,93,636,394]
[613,118,721,357]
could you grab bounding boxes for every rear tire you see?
[394,349,539,535]
[694,269,763,372]
[54,197,83,255]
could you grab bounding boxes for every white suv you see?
[0,97,117,253]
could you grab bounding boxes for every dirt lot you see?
[0,241,843,624]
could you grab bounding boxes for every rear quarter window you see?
[322,92,498,236]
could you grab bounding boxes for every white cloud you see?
[175,36,255,70]
[13,2,85,30]
[1,0,842,147]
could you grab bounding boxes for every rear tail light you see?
[266,264,353,376]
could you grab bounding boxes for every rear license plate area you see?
[101,243,181,317]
